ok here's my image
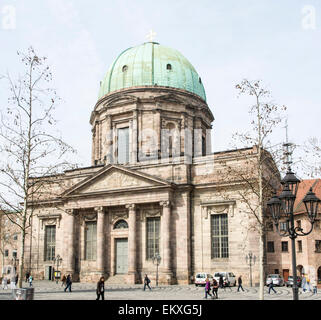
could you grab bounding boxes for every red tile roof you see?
[294,179,321,215]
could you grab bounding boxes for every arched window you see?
[114,219,128,229]
[122,65,128,72]
[166,63,172,70]
[166,122,175,158]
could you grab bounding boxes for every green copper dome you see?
[98,42,206,101]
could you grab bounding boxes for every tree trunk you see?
[18,227,25,288]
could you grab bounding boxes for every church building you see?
[24,41,279,285]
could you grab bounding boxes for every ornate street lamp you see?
[53,255,62,284]
[152,253,161,287]
[267,168,320,300]
[245,252,256,287]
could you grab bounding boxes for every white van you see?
[213,272,237,286]
[194,272,213,286]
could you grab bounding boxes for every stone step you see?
[105,275,127,284]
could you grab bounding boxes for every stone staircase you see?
[105,274,127,285]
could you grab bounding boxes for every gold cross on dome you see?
[146,29,156,42]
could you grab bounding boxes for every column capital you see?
[160,200,171,208]
[65,209,75,215]
[94,206,104,214]
[126,203,136,210]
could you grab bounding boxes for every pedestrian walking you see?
[25,272,30,283]
[301,274,307,293]
[143,274,152,291]
[219,275,225,291]
[268,281,276,294]
[204,278,212,299]
[306,274,311,292]
[1,276,8,290]
[311,278,317,295]
[64,274,72,292]
[212,278,219,299]
[237,275,244,292]
[28,275,33,287]
[96,277,105,300]
[61,274,66,287]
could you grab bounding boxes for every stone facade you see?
[14,84,281,286]
[265,179,321,285]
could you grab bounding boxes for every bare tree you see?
[298,137,321,177]
[0,47,76,288]
[217,79,286,300]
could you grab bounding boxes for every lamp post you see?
[245,252,256,287]
[267,168,320,300]
[53,255,62,284]
[152,253,161,286]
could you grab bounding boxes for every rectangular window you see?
[267,241,275,253]
[211,214,229,258]
[315,240,321,253]
[281,241,288,252]
[12,250,17,258]
[280,222,287,232]
[202,136,206,156]
[44,225,56,261]
[13,234,18,241]
[117,127,129,164]
[298,240,302,253]
[146,217,160,260]
[85,221,97,260]
[4,249,9,257]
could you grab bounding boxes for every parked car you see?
[266,274,284,286]
[285,276,302,287]
[194,273,213,286]
[213,272,237,286]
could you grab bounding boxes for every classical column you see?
[160,201,172,277]
[106,115,113,164]
[65,209,75,276]
[132,110,138,163]
[81,220,86,260]
[95,207,105,275]
[126,204,137,282]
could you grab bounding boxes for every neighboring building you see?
[266,179,321,285]
[0,212,21,278]
[3,42,280,285]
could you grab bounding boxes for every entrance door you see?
[283,269,289,281]
[115,238,128,274]
[45,266,52,280]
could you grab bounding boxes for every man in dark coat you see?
[64,274,72,292]
[212,278,219,299]
[219,275,225,291]
[143,274,152,291]
[96,277,105,300]
[237,275,244,292]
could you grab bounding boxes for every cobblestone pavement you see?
[0,281,320,300]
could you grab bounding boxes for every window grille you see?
[146,217,160,259]
[211,214,229,258]
[85,221,97,260]
[44,225,56,261]
[117,127,129,164]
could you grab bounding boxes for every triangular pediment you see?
[62,165,173,197]
[155,93,188,105]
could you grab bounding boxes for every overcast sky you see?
[1,0,320,176]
